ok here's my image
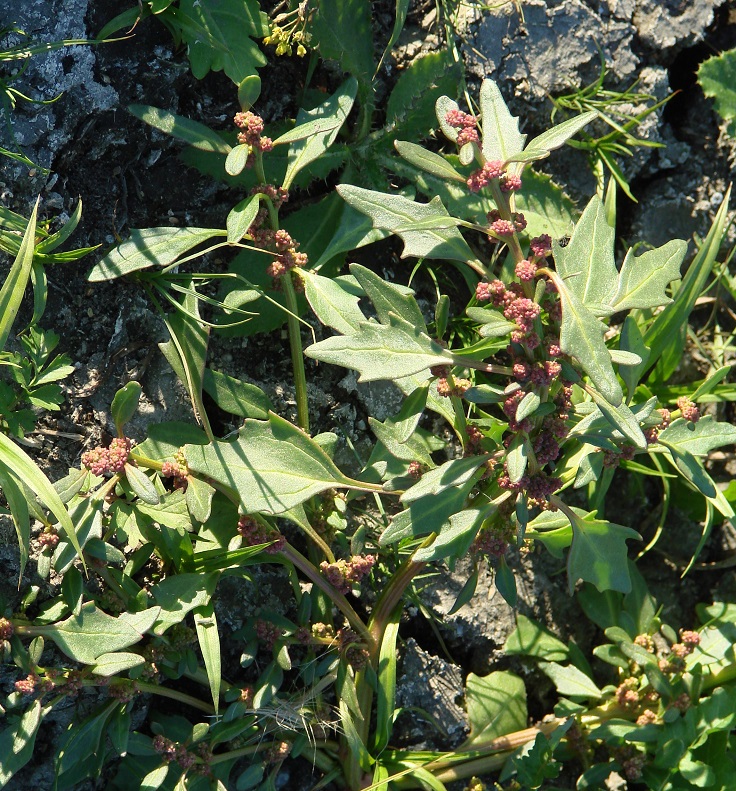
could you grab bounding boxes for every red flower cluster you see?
[234,110,273,156]
[237,515,286,554]
[81,437,132,476]
[320,554,376,594]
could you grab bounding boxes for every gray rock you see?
[395,638,467,747]
[0,0,117,190]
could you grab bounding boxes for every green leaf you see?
[659,440,717,498]
[282,78,358,190]
[40,603,155,663]
[90,652,146,676]
[386,50,462,141]
[604,239,686,313]
[548,270,623,406]
[141,764,169,791]
[0,700,44,786]
[202,369,272,419]
[659,416,736,457]
[88,226,225,281]
[128,104,232,153]
[643,185,731,380]
[373,608,401,752]
[394,141,465,182]
[350,263,427,332]
[305,313,453,383]
[225,144,250,176]
[466,306,517,338]
[698,49,736,135]
[337,186,476,263]
[0,198,38,352]
[310,0,374,101]
[553,196,617,313]
[0,432,84,570]
[111,381,142,435]
[504,614,570,661]
[506,434,529,483]
[479,79,526,163]
[177,0,269,84]
[587,387,646,449]
[159,287,211,436]
[124,463,161,505]
[195,603,221,713]
[538,661,602,699]
[522,111,597,159]
[463,671,527,747]
[151,572,219,635]
[186,476,215,523]
[237,74,261,111]
[299,269,366,335]
[412,505,488,562]
[566,512,640,594]
[380,485,470,545]
[619,316,650,399]
[226,195,260,243]
[401,457,489,503]
[185,412,358,514]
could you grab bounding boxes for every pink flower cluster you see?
[234,110,273,156]
[472,522,511,558]
[436,376,471,398]
[320,554,376,594]
[467,160,522,193]
[444,109,480,147]
[161,449,188,486]
[529,234,552,258]
[255,618,283,649]
[237,515,286,554]
[676,396,700,423]
[81,437,132,476]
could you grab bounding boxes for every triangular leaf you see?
[185,413,358,514]
[566,512,640,594]
[337,185,476,263]
[305,313,453,383]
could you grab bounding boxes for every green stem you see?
[281,543,372,648]
[282,273,310,432]
[135,680,215,714]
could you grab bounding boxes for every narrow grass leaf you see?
[644,185,731,380]
[195,603,221,713]
[0,432,83,569]
[374,608,401,752]
[0,197,37,351]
